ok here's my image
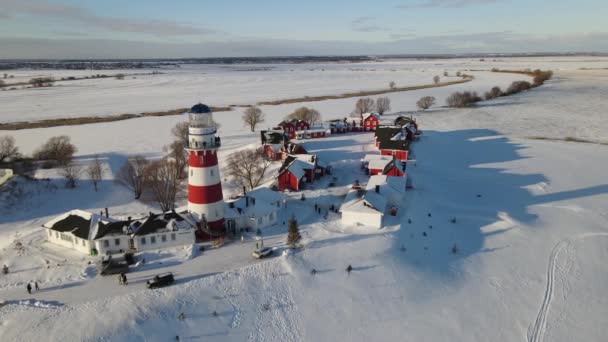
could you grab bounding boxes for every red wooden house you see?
[277,154,323,191]
[382,160,405,177]
[362,113,381,131]
[277,120,310,139]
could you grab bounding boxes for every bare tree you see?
[389,81,396,89]
[352,98,375,118]
[33,135,77,166]
[484,86,503,100]
[443,71,448,77]
[376,97,391,115]
[416,96,436,110]
[433,75,440,85]
[164,140,188,180]
[145,159,182,212]
[242,106,265,132]
[171,122,190,145]
[286,107,321,125]
[0,135,19,163]
[456,71,461,77]
[61,163,82,188]
[86,155,104,192]
[227,148,271,191]
[116,155,149,199]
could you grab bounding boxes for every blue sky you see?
[1,0,607,58]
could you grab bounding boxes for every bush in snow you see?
[446,91,482,108]
[416,96,436,110]
[116,155,149,199]
[532,70,553,86]
[242,106,265,132]
[61,163,82,188]
[484,86,504,100]
[86,155,104,192]
[33,135,77,166]
[286,215,301,247]
[286,106,321,125]
[433,75,440,84]
[389,81,396,89]
[227,148,271,191]
[352,98,375,118]
[376,97,391,115]
[506,81,532,95]
[0,135,20,163]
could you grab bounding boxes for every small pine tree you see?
[286,215,301,247]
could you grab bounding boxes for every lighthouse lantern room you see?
[185,103,225,233]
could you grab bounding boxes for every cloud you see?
[351,16,389,33]
[1,0,214,36]
[399,0,499,9]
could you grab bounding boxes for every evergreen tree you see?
[286,215,301,247]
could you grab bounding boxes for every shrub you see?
[532,70,553,86]
[389,81,396,89]
[484,86,503,100]
[0,135,20,162]
[506,81,532,95]
[433,75,440,85]
[416,96,436,110]
[115,74,125,80]
[33,135,77,166]
[446,91,482,108]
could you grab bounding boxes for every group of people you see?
[118,273,128,286]
[26,281,40,294]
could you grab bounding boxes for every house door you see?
[128,238,135,251]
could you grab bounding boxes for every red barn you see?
[375,127,410,162]
[263,144,283,161]
[362,113,381,131]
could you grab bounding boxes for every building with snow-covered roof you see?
[340,187,384,228]
[362,113,381,131]
[224,186,283,234]
[43,209,197,255]
[340,176,406,228]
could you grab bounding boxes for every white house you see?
[340,176,406,228]
[224,186,283,234]
[44,209,197,255]
[340,187,384,228]
[43,209,117,255]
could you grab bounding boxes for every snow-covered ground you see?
[1,57,607,341]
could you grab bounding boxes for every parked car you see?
[147,273,175,289]
[99,260,129,276]
[252,247,273,259]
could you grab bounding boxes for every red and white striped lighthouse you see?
[185,103,225,233]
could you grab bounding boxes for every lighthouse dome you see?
[190,103,212,114]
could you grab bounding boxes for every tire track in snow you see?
[527,232,608,342]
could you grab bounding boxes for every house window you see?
[161,234,167,242]
[115,239,120,246]
[82,239,86,246]
[103,240,109,247]
[141,237,146,245]
[171,233,176,241]
[151,236,156,244]
[258,217,263,225]
[55,232,59,238]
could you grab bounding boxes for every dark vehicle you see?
[99,260,129,276]
[147,273,175,289]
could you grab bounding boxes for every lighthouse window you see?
[210,169,214,176]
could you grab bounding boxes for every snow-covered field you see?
[1,57,608,341]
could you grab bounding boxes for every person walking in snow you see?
[34,281,39,291]
[118,274,123,285]
[26,283,32,294]
[122,273,128,286]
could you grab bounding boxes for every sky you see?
[1,0,607,58]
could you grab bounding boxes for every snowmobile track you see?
[527,232,608,342]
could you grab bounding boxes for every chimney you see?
[375,185,380,193]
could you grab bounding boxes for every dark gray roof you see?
[95,221,130,239]
[49,214,91,240]
[190,103,212,114]
[375,126,410,151]
[133,211,186,236]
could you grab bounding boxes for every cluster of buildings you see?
[339,116,420,228]
[44,104,284,256]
